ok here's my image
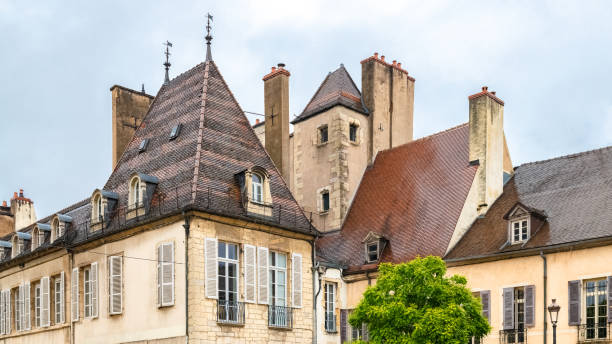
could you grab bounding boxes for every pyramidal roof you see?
[291,65,367,124]
[105,58,314,234]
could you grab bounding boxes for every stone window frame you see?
[347,118,361,145]
[317,124,329,146]
[317,186,331,215]
[128,175,145,211]
[508,216,530,245]
[242,167,274,217]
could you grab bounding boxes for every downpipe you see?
[540,251,547,344]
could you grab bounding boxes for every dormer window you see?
[237,167,272,217]
[511,219,529,244]
[127,173,159,219]
[252,173,263,204]
[90,189,119,231]
[32,223,49,250]
[52,217,61,241]
[362,231,386,264]
[129,177,142,209]
[504,203,543,245]
[93,194,103,222]
[11,233,29,258]
[169,124,182,140]
[366,242,379,262]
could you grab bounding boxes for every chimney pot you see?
[1,201,6,207]
[277,63,285,69]
[392,60,397,66]
[397,62,402,68]
[482,86,488,92]
[256,119,260,124]
[381,55,385,61]
[491,91,496,95]
[13,192,17,199]
[271,66,276,72]
[374,52,379,58]
[19,189,23,197]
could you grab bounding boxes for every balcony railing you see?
[499,328,527,344]
[578,323,611,343]
[216,300,245,325]
[268,305,293,329]
[325,312,337,333]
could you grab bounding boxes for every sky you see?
[1,0,611,218]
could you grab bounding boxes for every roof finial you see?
[163,40,173,84]
[205,12,213,61]
[141,83,145,93]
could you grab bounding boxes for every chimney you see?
[262,63,291,180]
[468,86,505,212]
[110,85,154,168]
[361,52,415,163]
[10,189,36,231]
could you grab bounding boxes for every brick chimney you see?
[262,64,291,180]
[110,85,154,168]
[10,189,36,231]
[468,86,505,212]
[361,52,415,163]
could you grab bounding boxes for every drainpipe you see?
[183,212,191,344]
[540,251,547,344]
[311,237,322,344]
[69,249,75,344]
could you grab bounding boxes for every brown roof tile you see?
[317,124,478,270]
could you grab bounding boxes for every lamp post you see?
[547,299,561,344]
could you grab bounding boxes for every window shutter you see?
[243,244,257,303]
[0,291,4,334]
[480,290,491,323]
[257,246,269,304]
[157,245,162,306]
[340,309,348,343]
[17,284,23,331]
[525,285,535,327]
[6,289,11,333]
[362,323,369,341]
[608,276,612,323]
[204,238,218,299]
[71,268,79,322]
[41,276,50,327]
[24,282,30,330]
[568,280,581,325]
[162,243,174,306]
[503,287,514,330]
[109,256,122,314]
[59,272,65,323]
[292,253,302,308]
[91,262,98,318]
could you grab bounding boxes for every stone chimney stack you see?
[361,52,415,163]
[468,86,505,212]
[262,64,291,180]
[110,85,154,168]
[10,189,36,231]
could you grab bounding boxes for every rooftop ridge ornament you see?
[163,40,173,84]
[205,12,213,61]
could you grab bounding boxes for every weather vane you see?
[205,12,213,61]
[163,40,173,84]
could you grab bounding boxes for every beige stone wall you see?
[187,216,314,343]
[448,245,612,344]
[253,123,265,147]
[293,106,370,231]
[264,73,291,182]
[0,214,14,238]
[111,86,154,169]
[11,200,36,232]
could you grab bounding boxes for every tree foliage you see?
[348,256,490,344]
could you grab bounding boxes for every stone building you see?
[0,189,37,237]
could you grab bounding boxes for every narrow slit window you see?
[169,124,181,140]
[349,124,358,142]
[366,242,379,262]
[322,191,330,212]
[319,126,328,144]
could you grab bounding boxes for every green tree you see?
[349,256,490,344]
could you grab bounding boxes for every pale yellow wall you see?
[73,221,186,344]
[187,216,314,343]
[448,244,612,344]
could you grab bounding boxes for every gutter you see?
[182,213,191,344]
[69,249,75,344]
[311,236,322,344]
[540,251,547,344]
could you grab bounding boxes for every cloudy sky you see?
[1,0,611,217]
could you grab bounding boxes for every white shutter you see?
[244,244,257,303]
[0,290,4,334]
[6,289,11,333]
[204,238,218,299]
[91,262,98,318]
[71,268,79,321]
[109,256,122,314]
[16,284,22,331]
[257,246,269,304]
[59,272,65,323]
[24,282,30,330]
[292,253,303,308]
[161,243,174,306]
[41,276,50,327]
[157,245,162,306]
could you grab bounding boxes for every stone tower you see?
[110,85,154,168]
[263,65,291,181]
[361,53,415,162]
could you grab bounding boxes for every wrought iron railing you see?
[268,305,293,329]
[216,300,245,325]
[325,312,337,333]
[578,323,611,342]
[499,328,527,344]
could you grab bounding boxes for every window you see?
[12,236,24,258]
[321,191,330,213]
[319,125,328,144]
[129,177,141,209]
[325,283,337,332]
[52,217,62,241]
[92,194,103,223]
[584,279,608,340]
[54,274,64,323]
[502,286,530,344]
[511,220,529,243]
[32,227,41,250]
[349,124,358,142]
[35,283,41,327]
[218,242,239,322]
[14,287,21,331]
[13,283,31,332]
[109,256,122,315]
[169,124,181,140]
[269,252,287,307]
[40,276,50,327]
[71,268,79,322]
[366,242,379,263]
[138,139,149,152]
[83,263,98,318]
[157,243,174,307]
[252,173,263,204]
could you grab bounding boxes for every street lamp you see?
[547,299,561,344]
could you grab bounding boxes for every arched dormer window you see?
[32,226,40,250]
[252,173,263,204]
[130,177,141,209]
[93,194,103,221]
[126,173,159,219]
[237,167,273,217]
[11,234,26,258]
[90,189,119,231]
[51,217,60,241]
[32,223,50,250]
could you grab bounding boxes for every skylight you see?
[169,124,182,140]
[138,139,149,152]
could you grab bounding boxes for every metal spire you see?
[163,40,173,84]
[205,13,213,61]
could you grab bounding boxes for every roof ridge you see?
[516,144,612,169]
[300,70,332,115]
[191,61,212,203]
[378,122,469,155]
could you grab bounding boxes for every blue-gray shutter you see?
[480,290,491,323]
[503,287,515,330]
[568,280,581,326]
[340,309,348,343]
[608,276,612,323]
[525,285,535,327]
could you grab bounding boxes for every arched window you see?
[252,173,263,203]
[32,227,40,250]
[130,177,141,208]
[52,217,62,240]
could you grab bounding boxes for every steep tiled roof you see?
[291,65,366,125]
[317,124,478,271]
[446,146,612,261]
